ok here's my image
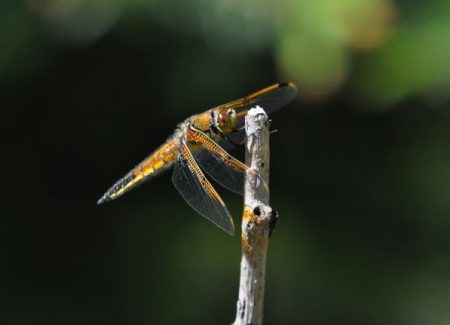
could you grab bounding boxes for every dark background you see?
[2,0,450,324]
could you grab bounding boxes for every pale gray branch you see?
[233,106,277,325]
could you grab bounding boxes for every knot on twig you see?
[241,205,278,252]
[252,205,278,235]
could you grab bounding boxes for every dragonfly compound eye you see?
[218,108,237,132]
[98,82,297,235]
[227,108,236,117]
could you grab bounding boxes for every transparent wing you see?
[194,148,245,195]
[172,144,234,235]
[214,82,298,128]
[220,130,247,148]
[188,128,248,195]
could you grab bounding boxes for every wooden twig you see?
[233,106,277,325]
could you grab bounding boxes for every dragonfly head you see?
[217,107,237,133]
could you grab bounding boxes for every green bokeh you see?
[2,0,450,324]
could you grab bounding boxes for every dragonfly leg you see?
[187,127,269,192]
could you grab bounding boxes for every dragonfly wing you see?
[217,82,298,129]
[221,130,247,148]
[172,143,234,235]
[244,82,298,115]
[194,148,245,196]
[188,128,249,195]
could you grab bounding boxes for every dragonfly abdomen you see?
[97,139,179,204]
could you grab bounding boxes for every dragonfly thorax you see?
[98,82,298,235]
[174,120,190,141]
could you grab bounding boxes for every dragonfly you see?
[97,82,297,235]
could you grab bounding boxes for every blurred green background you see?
[2,0,450,324]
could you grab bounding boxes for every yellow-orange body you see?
[106,139,179,201]
[97,82,297,210]
[98,111,221,203]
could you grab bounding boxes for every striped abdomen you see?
[97,139,179,204]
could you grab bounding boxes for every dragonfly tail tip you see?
[97,195,109,205]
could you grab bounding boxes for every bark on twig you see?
[233,106,277,325]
